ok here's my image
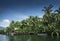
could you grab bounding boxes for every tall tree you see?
[42,4,54,32]
[55,7,60,29]
[42,4,53,14]
[43,4,54,24]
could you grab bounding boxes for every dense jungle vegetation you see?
[5,4,60,35]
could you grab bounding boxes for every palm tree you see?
[43,4,53,24]
[42,4,54,33]
[42,4,53,14]
[43,4,53,32]
[55,7,60,29]
[9,21,15,31]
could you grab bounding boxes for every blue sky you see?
[0,0,60,27]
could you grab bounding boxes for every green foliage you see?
[6,4,60,35]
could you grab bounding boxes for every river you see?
[0,34,60,41]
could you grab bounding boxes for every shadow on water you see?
[0,34,60,41]
[8,35,60,41]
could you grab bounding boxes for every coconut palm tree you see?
[55,7,60,30]
[9,21,15,31]
[43,4,54,24]
[42,4,54,33]
[42,4,53,14]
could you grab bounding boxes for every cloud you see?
[15,15,29,21]
[19,15,28,19]
[0,19,10,27]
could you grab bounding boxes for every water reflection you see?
[8,35,60,41]
[0,34,9,41]
[0,34,60,41]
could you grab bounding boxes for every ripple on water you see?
[0,34,9,41]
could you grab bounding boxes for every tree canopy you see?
[6,4,60,35]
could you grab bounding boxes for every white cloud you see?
[0,19,10,27]
[39,16,43,18]
[16,15,29,21]
[19,15,28,19]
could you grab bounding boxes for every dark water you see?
[0,34,60,41]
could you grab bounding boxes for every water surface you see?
[0,34,60,41]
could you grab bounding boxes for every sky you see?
[0,0,60,27]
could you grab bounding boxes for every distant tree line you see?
[6,4,60,35]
